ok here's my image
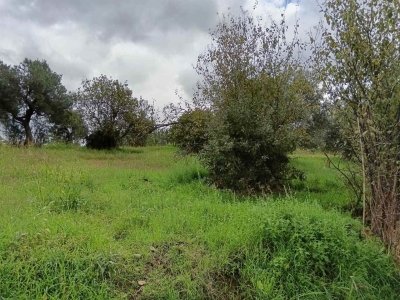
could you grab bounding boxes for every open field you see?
[0,145,399,299]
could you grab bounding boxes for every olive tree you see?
[0,59,71,145]
[195,12,315,193]
[315,0,400,256]
[75,75,155,149]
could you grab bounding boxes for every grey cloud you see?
[7,0,220,41]
[178,67,200,98]
[48,58,90,89]
[0,49,15,63]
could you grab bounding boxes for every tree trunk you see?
[23,121,33,146]
[357,116,367,226]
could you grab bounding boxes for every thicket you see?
[0,0,399,267]
[234,202,400,299]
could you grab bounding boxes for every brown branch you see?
[151,122,179,132]
[323,152,363,205]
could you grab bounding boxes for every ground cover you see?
[0,144,399,299]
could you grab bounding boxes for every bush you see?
[201,73,309,193]
[86,130,118,150]
[170,109,211,154]
[195,13,315,193]
[221,202,400,299]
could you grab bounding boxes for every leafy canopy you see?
[75,75,155,149]
[0,59,72,145]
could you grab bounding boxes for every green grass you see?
[290,150,355,211]
[0,144,399,299]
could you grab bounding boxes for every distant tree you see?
[122,99,156,147]
[75,75,155,149]
[296,101,336,150]
[195,12,314,193]
[51,109,87,143]
[146,128,170,146]
[0,59,71,145]
[170,108,211,154]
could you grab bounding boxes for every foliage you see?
[297,101,334,150]
[50,109,87,144]
[86,129,119,149]
[170,108,211,154]
[315,0,400,258]
[2,118,25,145]
[0,59,72,145]
[75,75,155,149]
[196,12,315,193]
[146,128,170,146]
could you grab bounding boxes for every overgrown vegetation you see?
[235,202,400,299]
[0,145,399,299]
[1,0,400,297]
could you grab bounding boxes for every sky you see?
[0,0,321,108]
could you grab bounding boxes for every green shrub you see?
[170,109,211,154]
[86,129,118,150]
[195,13,316,194]
[201,73,309,193]
[224,202,400,299]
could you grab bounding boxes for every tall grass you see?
[0,145,398,299]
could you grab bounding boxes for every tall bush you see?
[195,12,315,193]
[315,0,400,259]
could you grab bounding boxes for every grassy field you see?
[0,144,399,299]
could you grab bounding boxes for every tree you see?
[169,108,211,154]
[75,75,155,149]
[0,59,71,145]
[295,100,333,150]
[315,0,400,257]
[195,12,314,193]
[51,109,87,143]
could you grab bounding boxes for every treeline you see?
[0,58,334,151]
[0,61,158,148]
[0,0,399,259]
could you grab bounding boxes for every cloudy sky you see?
[0,0,321,108]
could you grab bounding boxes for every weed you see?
[34,167,91,213]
